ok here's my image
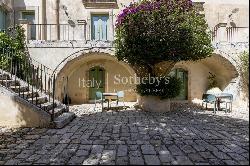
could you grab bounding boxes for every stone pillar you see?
[19,19,31,42]
[87,17,91,41]
[40,0,46,40]
[109,10,114,41]
[47,0,59,40]
[56,0,60,40]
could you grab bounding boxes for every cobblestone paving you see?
[0,104,249,165]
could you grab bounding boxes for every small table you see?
[102,93,118,110]
[214,93,232,110]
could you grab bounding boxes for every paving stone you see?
[129,151,142,157]
[180,145,196,154]
[199,151,216,159]
[227,153,246,161]
[172,156,193,165]
[91,145,104,154]
[117,145,128,157]
[159,150,175,163]
[144,155,161,165]
[212,151,231,160]
[75,149,89,157]
[101,150,116,161]
[141,145,156,155]
[222,159,239,165]
[82,154,100,165]
[188,153,206,162]
[168,145,184,156]
[129,156,144,165]
[208,158,225,165]
[192,144,206,152]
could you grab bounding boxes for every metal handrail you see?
[27,23,87,41]
[0,26,57,121]
[211,26,249,42]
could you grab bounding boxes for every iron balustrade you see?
[211,26,249,42]
[0,27,58,122]
[27,23,87,41]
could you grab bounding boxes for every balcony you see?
[20,22,248,48]
[21,23,114,48]
[82,0,117,8]
[211,26,249,43]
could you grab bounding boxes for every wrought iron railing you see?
[27,23,87,41]
[212,26,249,42]
[0,27,58,121]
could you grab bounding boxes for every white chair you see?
[94,91,109,112]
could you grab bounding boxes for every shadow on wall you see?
[0,95,50,128]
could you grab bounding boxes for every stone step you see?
[48,105,66,118]
[28,96,48,105]
[53,112,76,129]
[10,86,29,93]
[0,80,20,87]
[41,102,57,111]
[19,91,39,99]
[0,74,10,80]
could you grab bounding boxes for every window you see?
[91,14,109,41]
[22,11,36,39]
[169,68,188,100]
[0,8,6,30]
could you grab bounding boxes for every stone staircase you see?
[0,71,75,128]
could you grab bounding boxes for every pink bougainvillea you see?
[116,0,193,27]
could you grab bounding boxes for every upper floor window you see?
[91,14,109,41]
[21,11,36,40]
[0,8,6,30]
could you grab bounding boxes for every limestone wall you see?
[0,86,51,128]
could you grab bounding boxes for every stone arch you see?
[54,49,136,103]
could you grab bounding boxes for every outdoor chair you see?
[221,93,233,113]
[202,94,218,113]
[94,91,109,112]
[111,91,126,110]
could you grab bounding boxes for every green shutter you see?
[0,8,6,30]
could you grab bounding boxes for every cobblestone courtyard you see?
[0,104,249,165]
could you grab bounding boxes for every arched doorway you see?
[55,52,137,104]
[89,66,105,100]
[169,68,188,100]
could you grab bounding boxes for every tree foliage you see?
[115,0,213,75]
[0,26,28,78]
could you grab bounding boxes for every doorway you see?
[89,66,105,100]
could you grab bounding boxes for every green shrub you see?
[136,76,182,99]
[0,26,28,78]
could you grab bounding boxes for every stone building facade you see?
[0,0,249,107]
